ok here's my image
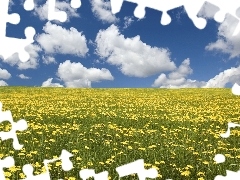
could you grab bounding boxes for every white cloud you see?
[123,16,134,29]
[33,0,80,22]
[95,25,176,77]
[152,59,240,88]
[42,55,57,64]
[91,0,119,23]
[36,22,88,57]
[3,44,41,70]
[0,80,8,86]
[57,60,114,87]
[18,74,31,79]
[41,78,64,87]
[0,68,11,80]
[205,14,240,58]
[203,66,240,87]
[152,58,206,88]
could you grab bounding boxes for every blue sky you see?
[1,0,240,88]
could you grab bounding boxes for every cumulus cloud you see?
[0,68,11,80]
[95,25,176,77]
[41,78,64,87]
[57,60,114,87]
[205,14,240,58]
[33,0,80,22]
[152,58,206,88]
[18,74,31,79]
[91,0,119,23]
[0,80,8,86]
[36,22,88,57]
[203,66,240,87]
[3,44,41,70]
[152,58,240,88]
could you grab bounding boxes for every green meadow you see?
[0,87,240,179]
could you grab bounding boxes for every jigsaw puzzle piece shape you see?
[203,0,240,35]
[48,0,67,22]
[132,0,184,24]
[220,122,240,138]
[206,0,240,23]
[0,156,14,180]
[21,149,73,180]
[0,118,28,150]
[21,164,51,180]
[59,149,74,171]
[0,102,28,150]
[79,169,109,180]
[0,0,20,38]
[183,0,207,29]
[110,0,206,27]
[0,0,36,62]
[0,26,35,62]
[156,0,185,25]
[42,149,74,173]
[116,159,158,180]
[110,0,185,25]
[110,0,124,14]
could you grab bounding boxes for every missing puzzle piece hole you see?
[161,12,171,25]
[22,164,34,176]
[1,156,14,168]
[24,27,35,41]
[190,17,207,29]
[18,27,36,63]
[16,119,28,131]
[134,5,146,19]
[8,13,20,25]
[24,0,35,11]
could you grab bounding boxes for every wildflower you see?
[202,161,209,165]
[68,177,76,180]
[197,172,205,176]
[19,173,26,179]
[4,172,11,177]
[181,170,191,176]
[76,157,82,161]
[128,146,133,149]
[72,149,79,153]
[56,161,61,167]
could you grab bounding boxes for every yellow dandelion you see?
[197,172,205,176]
[181,170,191,176]
[128,146,133,149]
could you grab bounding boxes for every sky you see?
[1,0,240,88]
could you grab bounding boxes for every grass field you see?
[0,87,240,179]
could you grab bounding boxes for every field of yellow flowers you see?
[0,87,240,179]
